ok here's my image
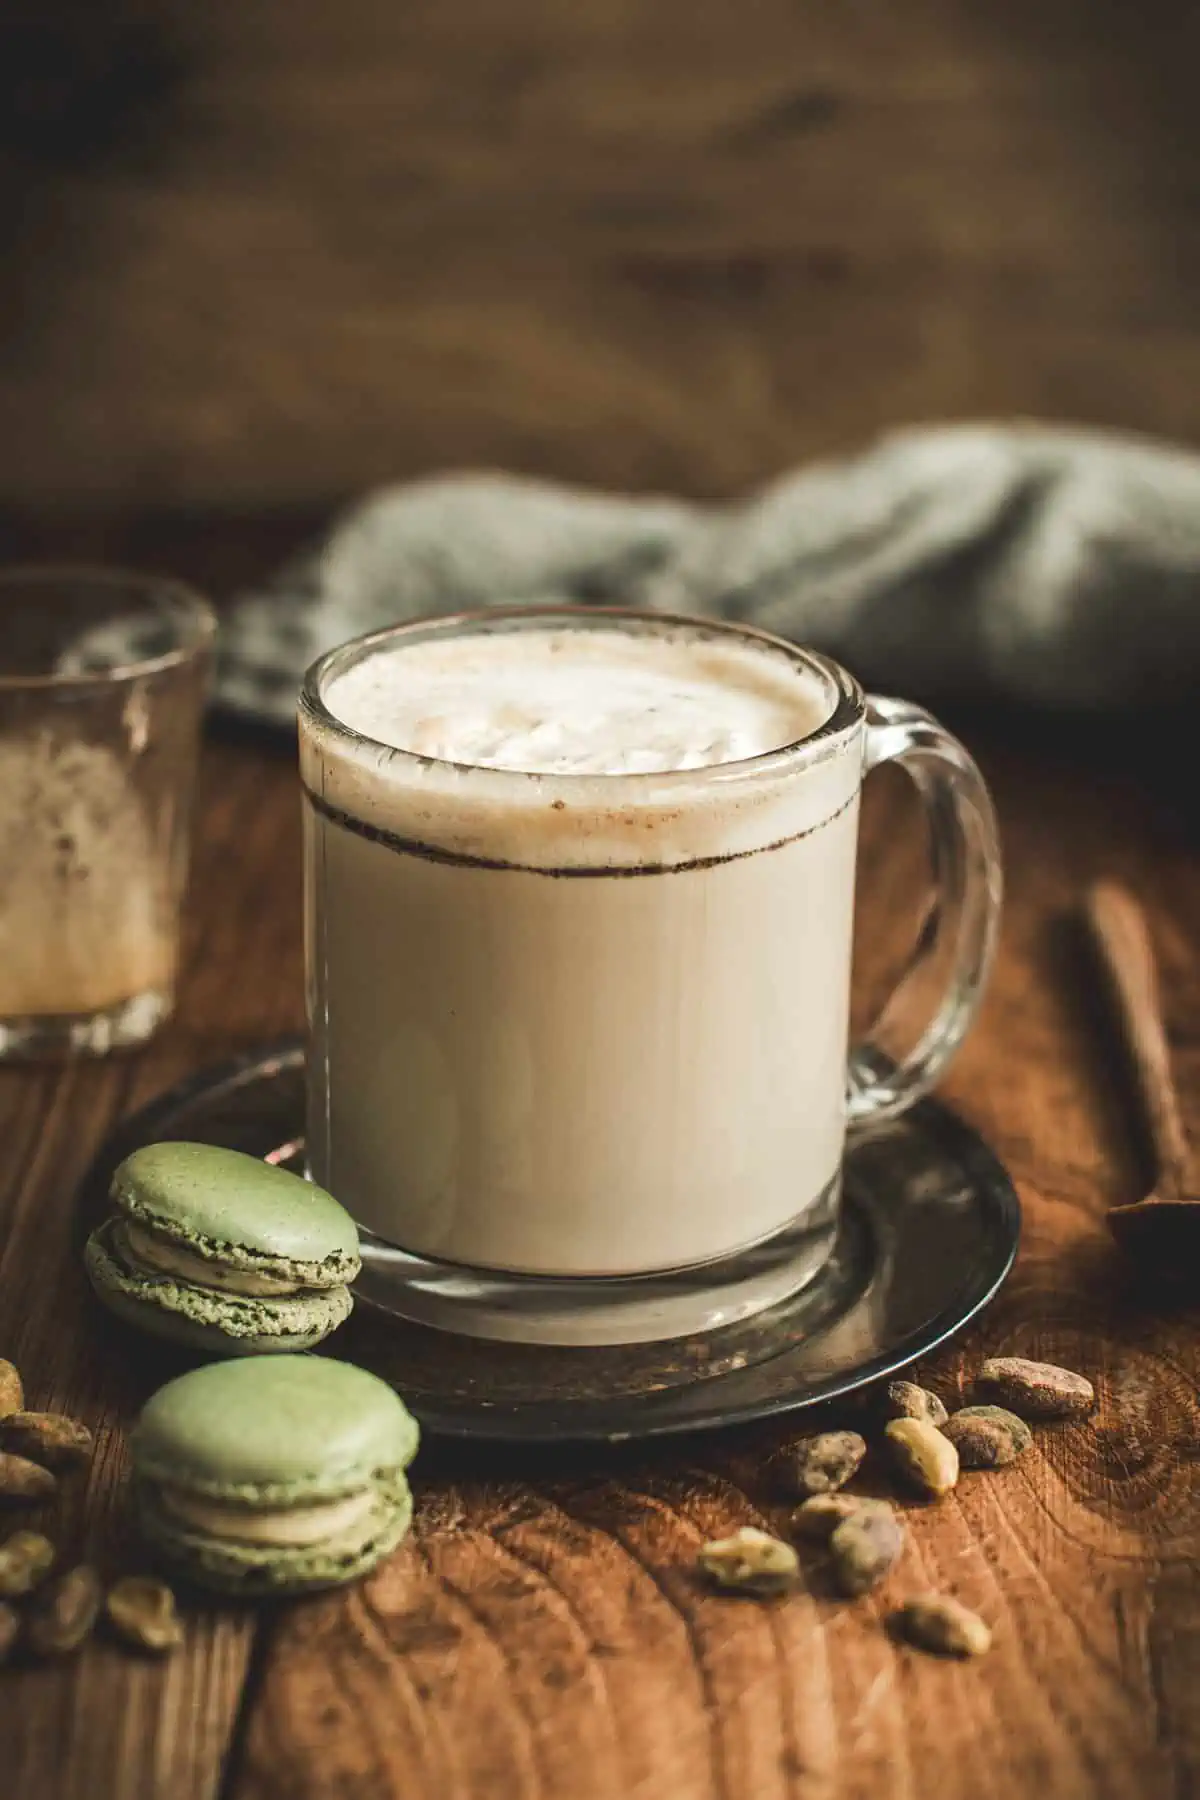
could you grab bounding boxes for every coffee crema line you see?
[302,783,858,879]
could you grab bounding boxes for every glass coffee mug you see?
[299,608,1001,1344]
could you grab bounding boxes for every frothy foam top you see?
[324,625,829,776]
[304,622,860,869]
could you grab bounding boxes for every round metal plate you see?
[79,1039,1020,1443]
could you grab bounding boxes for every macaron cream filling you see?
[155,1485,381,1548]
[116,1220,304,1298]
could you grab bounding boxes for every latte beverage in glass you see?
[300,609,1000,1344]
[0,568,214,1059]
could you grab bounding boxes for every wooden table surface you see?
[0,605,1196,1797]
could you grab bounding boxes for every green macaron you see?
[131,1355,419,1595]
[84,1142,361,1355]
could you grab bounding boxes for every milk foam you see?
[304,620,860,870]
[325,625,827,775]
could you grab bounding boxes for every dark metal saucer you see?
[79,1039,1019,1444]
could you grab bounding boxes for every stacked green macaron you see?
[131,1356,419,1594]
[85,1142,361,1355]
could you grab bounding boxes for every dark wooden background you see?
[1,5,1199,1798]
[3,0,1200,524]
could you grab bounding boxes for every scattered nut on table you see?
[0,1453,57,1507]
[0,1413,93,1472]
[943,1405,1033,1469]
[892,1594,992,1658]
[25,1565,102,1658]
[698,1527,800,1596]
[975,1358,1094,1420]
[770,1430,867,1499]
[879,1381,948,1427]
[884,1418,960,1497]
[0,1530,56,1599]
[829,1504,904,1596]
[792,1493,890,1542]
[105,1576,185,1655]
[0,1363,23,1422]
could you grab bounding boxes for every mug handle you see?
[846,696,1002,1127]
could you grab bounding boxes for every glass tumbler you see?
[0,567,215,1058]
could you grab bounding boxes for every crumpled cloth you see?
[217,421,1200,726]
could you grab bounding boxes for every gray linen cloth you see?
[217,422,1200,726]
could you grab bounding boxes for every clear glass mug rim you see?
[301,604,867,791]
[0,564,217,693]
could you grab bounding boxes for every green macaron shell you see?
[131,1355,420,1505]
[111,1142,361,1285]
[85,1221,352,1355]
[136,1473,414,1596]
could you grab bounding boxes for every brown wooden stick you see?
[1084,880,1191,1203]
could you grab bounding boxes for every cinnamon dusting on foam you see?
[304,623,858,870]
[324,625,826,775]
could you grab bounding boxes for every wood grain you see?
[3,0,1200,511]
[1,677,1194,1799]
